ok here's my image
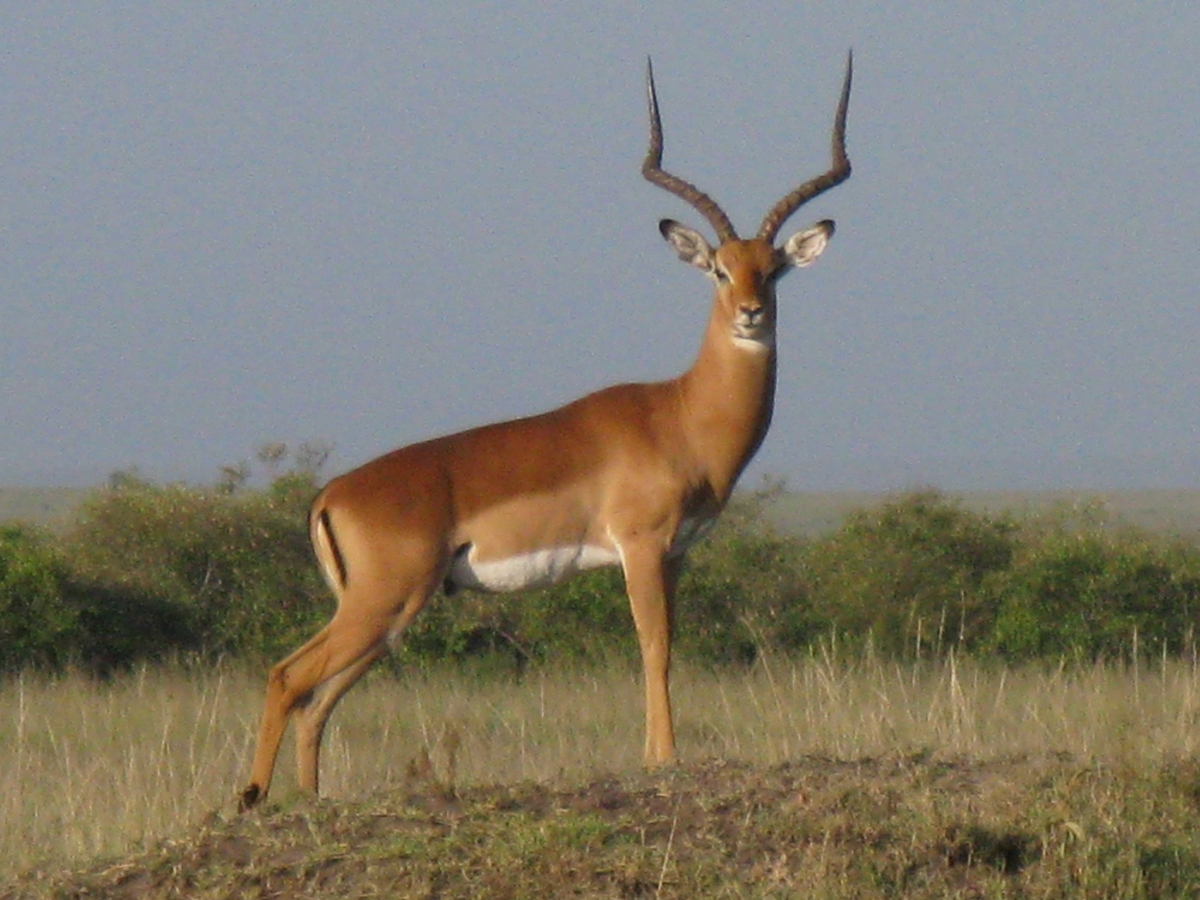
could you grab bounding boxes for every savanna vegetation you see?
[6,653,1200,896]
[4,445,1200,896]
[2,443,1199,676]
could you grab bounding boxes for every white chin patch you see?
[732,333,774,352]
[448,544,620,593]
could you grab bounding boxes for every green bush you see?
[60,472,327,662]
[401,567,633,675]
[0,523,197,675]
[986,520,1200,661]
[678,489,808,664]
[6,447,1200,676]
[797,491,1017,656]
[0,525,76,672]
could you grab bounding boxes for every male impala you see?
[240,54,851,810]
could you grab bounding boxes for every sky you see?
[2,2,1197,491]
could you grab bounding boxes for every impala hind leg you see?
[292,642,387,796]
[291,589,432,796]
[241,624,335,811]
[622,544,683,766]
[241,618,389,809]
[240,583,434,811]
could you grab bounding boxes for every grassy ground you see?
[4,654,1200,897]
[11,754,1200,899]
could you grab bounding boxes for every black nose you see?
[740,307,763,325]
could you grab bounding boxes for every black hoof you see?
[239,784,262,812]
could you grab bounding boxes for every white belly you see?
[447,543,621,594]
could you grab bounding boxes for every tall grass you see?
[4,652,1200,874]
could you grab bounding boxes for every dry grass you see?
[3,652,1200,877]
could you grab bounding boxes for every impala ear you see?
[659,219,715,272]
[781,219,835,268]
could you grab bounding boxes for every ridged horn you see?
[641,57,739,243]
[756,49,853,243]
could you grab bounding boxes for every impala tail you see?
[311,505,349,591]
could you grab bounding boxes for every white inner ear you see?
[782,220,834,268]
[661,220,715,271]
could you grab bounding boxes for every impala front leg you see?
[622,543,683,766]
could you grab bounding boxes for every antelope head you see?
[642,52,852,349]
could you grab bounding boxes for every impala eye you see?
[714,267,731,283]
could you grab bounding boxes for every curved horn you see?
[641,57,739,243]
[756,50,853,244]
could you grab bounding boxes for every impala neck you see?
[677,303,778,504]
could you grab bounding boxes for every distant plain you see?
[6,485,1200,537]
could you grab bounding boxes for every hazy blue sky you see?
[2,3,1197,490]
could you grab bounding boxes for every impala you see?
[240,53,852,810]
